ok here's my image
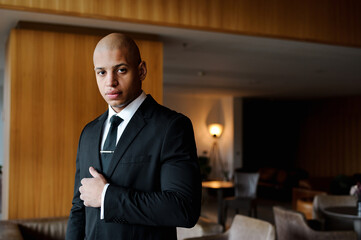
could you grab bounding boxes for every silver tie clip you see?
[100,150,114,154]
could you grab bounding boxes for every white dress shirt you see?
[100,91,147,219]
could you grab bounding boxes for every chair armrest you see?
[0,221,24,240]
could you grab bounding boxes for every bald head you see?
[93,33,147,112]
[94,33,141,67]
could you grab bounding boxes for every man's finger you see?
[89,166,99,178]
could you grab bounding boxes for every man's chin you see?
[109,101,131,112]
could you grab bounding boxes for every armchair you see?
[273,206,356,240]
[312,194,356,230]
[184,214,275,240]
[222,171,259,227]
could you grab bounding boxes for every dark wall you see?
[242,98,308,171]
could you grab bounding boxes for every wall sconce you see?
[208,123,228,180]
[208,123,223,138]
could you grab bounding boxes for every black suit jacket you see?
[66,95,201,240]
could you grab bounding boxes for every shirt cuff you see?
[100,183,110,219]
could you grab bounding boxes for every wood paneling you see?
[297,97,361,177]
[138,40,163,103]
[4,28,162,219]
[0,0,360,47]
[16,21,161,42]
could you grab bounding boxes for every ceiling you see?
[1,8,361,99]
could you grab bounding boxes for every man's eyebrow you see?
[113,63,128,69]
[94,63,128,71]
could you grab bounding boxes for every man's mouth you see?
[106,91,121,100]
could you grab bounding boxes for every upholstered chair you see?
[273,206,357,240]
[177,216,223,240]
[222,171,259,227]
[313,194,356,230]
[184,214,275,240]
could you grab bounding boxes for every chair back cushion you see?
[273,206,311,240]
[234,172,260,198]
[228,214,275,240]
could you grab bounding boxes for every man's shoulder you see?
[142,95,188,121]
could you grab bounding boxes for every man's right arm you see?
[66,138,86,240]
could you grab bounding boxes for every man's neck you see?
[111,91,143,113]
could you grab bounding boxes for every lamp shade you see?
[209,123,223,138]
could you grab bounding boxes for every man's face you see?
[93,47,143,112]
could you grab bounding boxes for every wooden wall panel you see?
[137,40,163,103]
[297,97,361,177]
[0,0,360,47]
[4,28,162,219]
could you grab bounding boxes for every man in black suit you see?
[66,33,201,239]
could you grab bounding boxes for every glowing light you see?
[209,123,223,138]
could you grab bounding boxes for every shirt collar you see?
[107,91,147,123]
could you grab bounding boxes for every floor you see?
[201,190,292,229]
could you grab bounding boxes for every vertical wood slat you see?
[297,97,361,178]
[5,28,163,219]
[0,0,360,47]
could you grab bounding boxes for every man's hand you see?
[79,167,107,207]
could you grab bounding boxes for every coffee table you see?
[202,181,234,225]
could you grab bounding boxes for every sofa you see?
[257,167,308,201]
[0,216,222,240]
[0,216,68,240]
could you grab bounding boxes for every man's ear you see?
[138,61,147,81]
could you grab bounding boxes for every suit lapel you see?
[106,95,157,178]
[89,111,108,173]
[106,112,146,177]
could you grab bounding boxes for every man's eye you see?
[118,68,127,73]
[97,71,106,76]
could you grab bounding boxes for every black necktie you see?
[101,115,123,172]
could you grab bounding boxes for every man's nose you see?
[105,72,118,86]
